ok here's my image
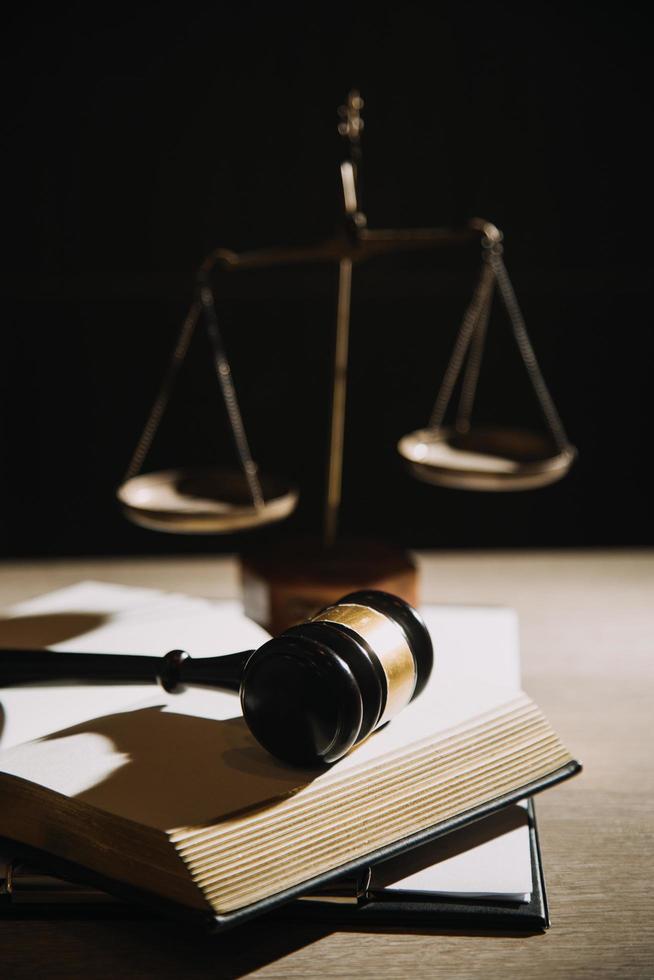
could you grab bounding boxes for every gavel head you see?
[240,591,433,766]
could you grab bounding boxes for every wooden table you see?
[1,550,652,979]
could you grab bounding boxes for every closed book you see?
[0,798,549,932]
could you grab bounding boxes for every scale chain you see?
[429,260,495,430]
[198,283,265,510]
[488,249,572,454]
[456,273,495,433]
[123,300,201,482]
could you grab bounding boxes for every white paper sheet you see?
[370,800,531,899]
[0,582,267,748]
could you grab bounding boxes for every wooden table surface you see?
[0,550,652,979]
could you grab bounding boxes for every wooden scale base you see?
[240,540,418,635]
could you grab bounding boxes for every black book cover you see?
[1,798,552,933]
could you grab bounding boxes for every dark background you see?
[1,1,651,558]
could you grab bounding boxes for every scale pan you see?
[117,467,298,534]
[398,427,576,492]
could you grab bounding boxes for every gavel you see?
[0,590,433,766]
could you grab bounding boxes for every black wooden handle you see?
[0,648,253,693]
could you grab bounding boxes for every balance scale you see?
[116,91,576,632]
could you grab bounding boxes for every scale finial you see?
[337,89,366,227]
[337,90,364,143]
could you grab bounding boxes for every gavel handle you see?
[0,648,254,693]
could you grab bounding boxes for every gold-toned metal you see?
[324,258,353,548]
[119,89,554,543]
[192,215,488,547]
[337,90,364,142]
[198,224,480,277]
[468,217,503,245]
[397,220,577,493]
[340,162,358,217]
[117,467,298,534]
[398,427,576,492]
[122,301,202,485]
[310,602,416,724]
[118,258,291,534]
[179,94,507,544]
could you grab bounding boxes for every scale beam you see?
[199,222,489,275]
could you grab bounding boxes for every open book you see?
[0,584,580,930]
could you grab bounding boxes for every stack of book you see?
[0,583,580,932]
